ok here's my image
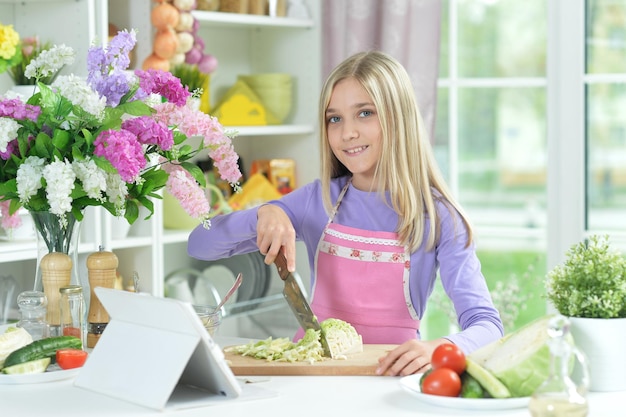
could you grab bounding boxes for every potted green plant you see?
[545,234,626,392]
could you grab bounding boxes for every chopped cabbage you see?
[321,318,363,359]
[225,318,363,363]
[0,327,33,369]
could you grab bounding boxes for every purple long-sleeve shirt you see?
[188,176,504,353]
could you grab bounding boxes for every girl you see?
[188,51,503,376]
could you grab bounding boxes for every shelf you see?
[162,229,193,245]
[192,10,314,29]
[227,124,315,137]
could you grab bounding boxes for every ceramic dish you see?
[399,374,529,410]
[0,366,80,385]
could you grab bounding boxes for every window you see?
[426,0,548,337]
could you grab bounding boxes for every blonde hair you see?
[319,51,473,251]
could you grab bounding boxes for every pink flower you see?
[122,116,173,150]
[164,163,211,220]
[0,201,22,230]
[93,129,146,182]
[152,102,242,184]
[0,98,41,121]
[135,69,190,106]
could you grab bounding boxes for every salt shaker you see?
[528,315,590,417]
[59,285,86,349]
[16,290,50,341]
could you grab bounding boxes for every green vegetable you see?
[469,315,557,397]
[2,357,51,375]
[320,318,363,359]
[0,327,33,369]
[3,336,82,369]
[460,372,486,398]
[465,358,511,398]
[225,318,364,363]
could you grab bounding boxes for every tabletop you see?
[2,336,623,417]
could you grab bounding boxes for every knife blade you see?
[274,251,332,357]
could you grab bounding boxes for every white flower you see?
[105,172,129,215]
[0,117,20,153]
[52,74,106,119]
[43,158,75,216]
[16,156,45,203]
[72,158,107,202]
[24,44,75,80]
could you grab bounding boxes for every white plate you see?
[399,374,529,410]
[0,367,79,385]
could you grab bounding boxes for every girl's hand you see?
[376,338,449,377]
[256,204,297,271]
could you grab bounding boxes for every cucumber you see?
[3,336,82,369]
[2,358,51,375]
[465,358,511,399]
[460,372,486,398]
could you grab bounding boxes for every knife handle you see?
[273,251,290,281]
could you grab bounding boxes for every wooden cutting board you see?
[223,344,398,376]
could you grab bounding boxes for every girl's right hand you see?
[256,204,297,271]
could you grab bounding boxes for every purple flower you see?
[87,29,137,106]
[121,116,173,150]
[93,129,146,182]
[135,69,190,106]
[0,139,18,160]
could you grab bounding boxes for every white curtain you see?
[322,0,442,140]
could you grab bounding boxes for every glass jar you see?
[59,285,86,349]
[528,315,590,417]
[16,290,49,341]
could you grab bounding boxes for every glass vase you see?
[31,211,87,336]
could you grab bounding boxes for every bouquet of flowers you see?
[0,29,241,235]
[8,36,62,85]
[0,23,22,77]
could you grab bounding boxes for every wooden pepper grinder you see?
[86,247,118,348]
[41,252,72,336]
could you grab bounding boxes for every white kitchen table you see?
[2,372,624,417]
[2,335,623,417]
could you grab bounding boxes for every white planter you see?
[569,317,626,392]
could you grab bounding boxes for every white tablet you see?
[74,287,241,410]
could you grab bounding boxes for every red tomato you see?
[431,343,466,375]
[421,368,462,397]
[56,349,88,370]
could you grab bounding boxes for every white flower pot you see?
[569,316,626,392]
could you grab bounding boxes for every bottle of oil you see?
[528,315,590,417]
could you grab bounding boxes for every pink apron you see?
[296,181,419,344]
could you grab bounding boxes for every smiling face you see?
[325,77,383,191]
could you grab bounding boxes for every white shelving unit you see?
[0,1,321,326]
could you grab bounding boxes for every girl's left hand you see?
[375,338,448,376]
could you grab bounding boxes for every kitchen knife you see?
[274,251,332,357]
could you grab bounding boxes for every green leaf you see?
[124,200,139,224]
[52,129,70,153]
[180,161,206,187]
[34,132,53,159]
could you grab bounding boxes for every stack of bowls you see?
[238,73,293,124]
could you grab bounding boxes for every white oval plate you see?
[399,374,529,410]
[0,367,79,385]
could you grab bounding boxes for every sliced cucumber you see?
[465,358,511,398]
[3,336,82,369]
[2,357,51,375]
